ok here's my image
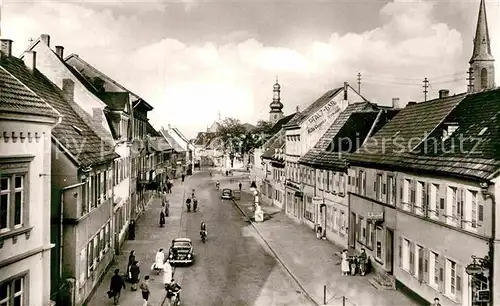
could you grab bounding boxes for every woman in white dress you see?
[163,260,173,286]
[341,249,350,275]
[154,249,165,271]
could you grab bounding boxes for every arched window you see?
[481,68,488,89]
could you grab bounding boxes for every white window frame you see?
[403,179,410,209]
[0,177,11,233]
[430,184,439,219]
[387,176,394,205]
[414,244,423,278]
[375,226,383,261]
[446,258,457,298]
[415,181,424,216]
[402,238,410,271]
[447,186,458,226]
[465,189,479,232]
[429,250,439,289]
[0,277,24,306]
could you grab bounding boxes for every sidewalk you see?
[85,179,191,306]
[231,188,420,306]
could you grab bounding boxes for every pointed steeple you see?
[470,0,494,63]
[469,0,495,92]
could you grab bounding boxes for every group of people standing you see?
[108,250,151,306]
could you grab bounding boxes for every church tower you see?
[469,0,495,92]
[269,76,284,124]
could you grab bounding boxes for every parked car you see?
[168,238,194,265]
[221,188,232,200]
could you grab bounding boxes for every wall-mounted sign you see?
[367,211,384,221]
[466,262,487,276]
[476,290,490,302]
[306,99,342,134]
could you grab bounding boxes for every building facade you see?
[348,86,500,305]
[0,41,61,306]
[283,83,367,223]
[298,105,396,247]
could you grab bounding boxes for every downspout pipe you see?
[480,181,496,306]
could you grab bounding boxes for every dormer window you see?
[442,123,458,141]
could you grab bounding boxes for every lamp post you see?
[480,182,496,306]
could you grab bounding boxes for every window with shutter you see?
[417,246,424,282]
[478,204,484,222]
[423,249,429,284]
[409,242,415,274]
[438,256,445,293]
[398,236,403,267]
[399,178,403,202]
[456,264,462,303]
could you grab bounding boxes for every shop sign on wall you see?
[306,99,342,134]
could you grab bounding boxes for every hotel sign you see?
[367,211,384,221]
[306,99,342,134]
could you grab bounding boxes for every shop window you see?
[366,221,374,249]
[376,226,383,261]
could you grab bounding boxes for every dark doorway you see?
[349,212,356,249]
[386,228,394,274]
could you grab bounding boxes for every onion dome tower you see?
[269,76,284,124]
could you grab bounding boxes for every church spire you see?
[470,0,493,63]
[469,0,495,92]
[269,76,284,124]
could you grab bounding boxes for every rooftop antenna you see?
[422,77,429,102]
[357,72,362,93]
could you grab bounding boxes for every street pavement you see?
[85,171,314,306]
[227,177,420,306]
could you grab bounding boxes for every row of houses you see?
[252,1,498,305]
[0,34,193,306]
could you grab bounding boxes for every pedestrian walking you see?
[109,269,125,305]
[160,210,165,227]
[127,250,136,278]
[341,249,350,275]
[165,200,170,217]
[432,298,442,306]
[238,181,242,191]
[181,174,185,182]
[130,261,140,291]
[139,275,150,306]
[163,260,173,285]
[154,249,165,272]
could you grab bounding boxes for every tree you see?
[216,118,272,167]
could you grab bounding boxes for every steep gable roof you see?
[0,56,119,166]
[268,113,297,136]
[285,87,343,128]
[0,65,59,118]
[299,102,381,169]
[161,129,186,153]
[345,92,500,179]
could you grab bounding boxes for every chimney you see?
[343,82,348,100]
[55,46,64,59]
[391,97,400,109]
[23,51,36,71]
[439,89,450,99]
[296,105,299,113]
[62,78,75,102]
[0,39,13,57]
[40,34,50,46]
[407,101,417,106]
[168,124,171,130]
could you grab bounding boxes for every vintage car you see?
[221,188,233,199]
[168,238,194,265]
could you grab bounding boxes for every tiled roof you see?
[268,113,297,136]
[162,129,186,153]
[285,87,343,127]
[262,137,285,160]
[346,91,500,179]
[0,65,59,118]
[194,132,216,146]
[146,121,161,137]
[0,56,119,166]
[299,102,380,168]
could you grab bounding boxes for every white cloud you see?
[3,0,500,139]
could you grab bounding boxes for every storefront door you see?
[386,228,394,274]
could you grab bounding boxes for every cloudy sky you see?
[3,0,500,138]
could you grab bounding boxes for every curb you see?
[231,198,320,306]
